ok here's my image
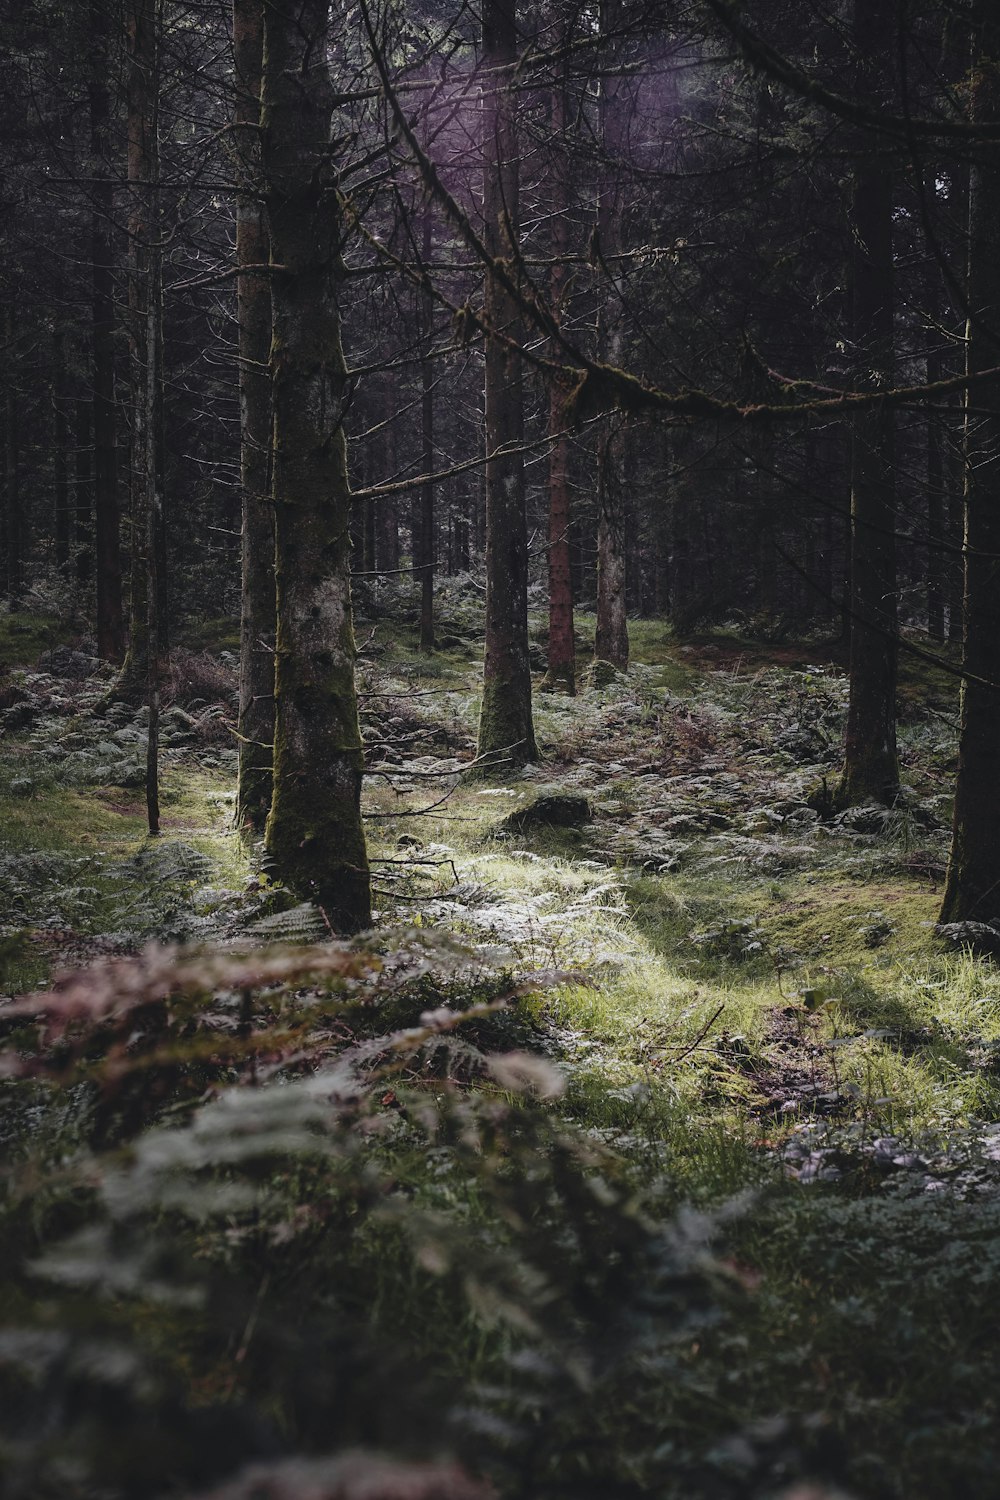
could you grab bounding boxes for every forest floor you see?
[2,592,1000,1500]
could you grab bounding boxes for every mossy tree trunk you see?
[835,0,899,809]
[476,0,537,767]
[234,0,275,835]
[261,0,371,932]
[940,3,1000,925]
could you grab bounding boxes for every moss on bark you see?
[259,0,370,932]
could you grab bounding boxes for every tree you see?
[476,0,538,768]
[593,0,629,673]
[233,0,275,835]
[260,0,371,931]
[88,0,125,662]
[939,0,1000,927]
[540,40,575,696]
[835,0,900,809]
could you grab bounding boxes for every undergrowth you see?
[2,601,999,1499]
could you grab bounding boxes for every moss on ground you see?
[5,612,1000,1498]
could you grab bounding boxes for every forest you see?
[2,0,1000,1495]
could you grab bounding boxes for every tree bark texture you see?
[234,0,276,835]
[419,205,435,652]
[74,392,93,585]
[476,0,537,766]
[119,0,160,699]
[261,0,371,931]
[2,309,20,608]
[836,0,899,809]
[53,333,71,577]
[593,0,629,671]
[940,4,1000,925]
[89,0,125,662]
[541,64,574,695]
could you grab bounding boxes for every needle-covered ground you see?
[1,594,998,1500]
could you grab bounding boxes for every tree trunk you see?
[541,63,574,695]
[89,0,125,662]
[595,427,628,664]
[74,391,93,586]
[926,268,946,643]
[145,187,163,838]
[476,0,537,766]
[593,0,629,671]
[835,0,899,809]
[53,333,71,578]
[2,310,20,609]
[119,0,159,699]
[261,0,371,931]
[418,206,435,651]
[234,0,275,835]
[939,2,1000,925]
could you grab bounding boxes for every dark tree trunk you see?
[89,0,124,662]
[476,0,536,766]
[940,2,1000,926]
[593,0,629,671]
[261,0,371,931]
[541,61,574,694]
[234,0,276,835]
[2,310,20,608]
[836,0,899,809]
[119,0,160,700]
[53,334,71,577]
[926,268,946,643]
[419,206,435,651]
[74,391,93,585]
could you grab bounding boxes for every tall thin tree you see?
[476,0,537,767]
[835,0,899,808]
[234,0,275,834]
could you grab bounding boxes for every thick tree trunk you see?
[940,4,1000,926]
[234,0,275,835]
[261,0,371,931]
[476,0,537,765]
[593,0,629,671]
[89,0,125,662]
[541,66,574,695]
[835,0,899,809]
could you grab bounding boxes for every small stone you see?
[10,778,34,798]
